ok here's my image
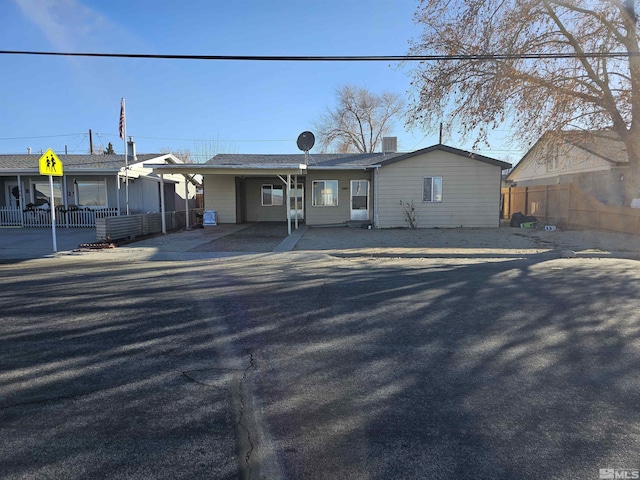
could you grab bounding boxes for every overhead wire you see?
[0,50,576,157]
[1,50,638,61]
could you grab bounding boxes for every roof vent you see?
[27,147,32,155]
[382,137,397,153]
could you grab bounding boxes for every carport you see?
[145,162,308,235]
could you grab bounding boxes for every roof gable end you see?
[377,144,511,169]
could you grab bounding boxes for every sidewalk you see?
[2,223,637,262]
[0,227,97,260]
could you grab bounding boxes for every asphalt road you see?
[1,251,640,479]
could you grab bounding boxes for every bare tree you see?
[160,147,193,163]
[160,138,239,164]
[408,0,640,202]
[315,85,405,153]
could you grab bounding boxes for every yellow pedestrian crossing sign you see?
[39,149,63,176]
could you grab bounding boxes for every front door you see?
[290,183,304,221]
[350,180,369,221]
[6,181,19,208]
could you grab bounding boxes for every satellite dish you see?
[296,131,315,152]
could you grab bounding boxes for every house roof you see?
[205,145,511,169]
[562,130,628,164]
[145,144,510,176]
[507,130,629,180]
[0,153,163,172]
[374,144,512,169]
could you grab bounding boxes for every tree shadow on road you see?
[0,251,639,479]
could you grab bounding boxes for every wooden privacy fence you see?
[502,184,640,235]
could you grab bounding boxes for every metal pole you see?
[294,174,298,230]
[49,175,57,252]
[184,175,190,230]
[122,99,129,215]
[160,174,166,234]
[287,174,291,235]
[124,144,129,215]
[116,173,121,215]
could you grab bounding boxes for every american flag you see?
[119,98,126,140]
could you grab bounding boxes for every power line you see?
[96,132,296,143]
[0,50,638,62]
[0,133,85,140]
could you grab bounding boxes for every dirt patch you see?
[189,223,289,252]
[294,225,640,256]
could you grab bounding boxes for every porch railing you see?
[0,206,119,228]
[0,206,22,226]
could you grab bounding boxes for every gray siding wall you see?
[377,151,502,228]
[245,177,287,222]
[305,170,372,226]
[203,174,237,223]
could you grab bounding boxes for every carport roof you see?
[145,152,403,175]
[206,152,404,167]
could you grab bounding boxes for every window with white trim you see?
[261,184,284,206]
[312,180,339,206]
[423,176,443,202]
[76,179,107,206]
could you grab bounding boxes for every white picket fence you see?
[0,206,119,227]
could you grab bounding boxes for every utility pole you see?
[89,129,94,154]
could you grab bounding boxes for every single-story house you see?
[147,142,511,230]
[507,130,630,205]
[0,140,200,227]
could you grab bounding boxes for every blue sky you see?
[1,0,521,162]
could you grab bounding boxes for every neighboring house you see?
[147,143,511,229]
[0,140,199,227]
[507,130,629,205]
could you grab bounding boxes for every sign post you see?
[38,149,63,253]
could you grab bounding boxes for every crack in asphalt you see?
[238,350,255,479]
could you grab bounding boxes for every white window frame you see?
[422,176,443,203]
[312,180,339,207]
[261,184,284,206]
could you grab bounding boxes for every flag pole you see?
[120,98,129,215]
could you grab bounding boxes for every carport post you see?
[287,174,291,235]
[294,174,298,230]
[160,174,166,234]
[184,175,190,230]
